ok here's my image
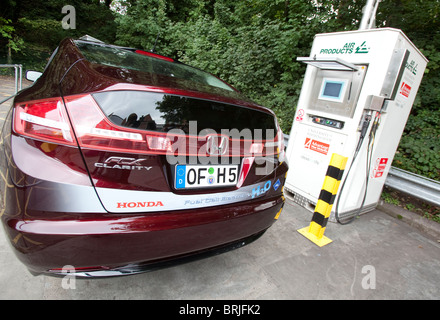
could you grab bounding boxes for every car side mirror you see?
[26,70,43,82]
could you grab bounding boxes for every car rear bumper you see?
[3,194,284,277]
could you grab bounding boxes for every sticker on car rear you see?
[96,179,278,213]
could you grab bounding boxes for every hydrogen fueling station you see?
[284,0,428,244]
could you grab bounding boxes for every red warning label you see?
[304,138,330,155]
[372,157,388,178]
[296,109,305,122]
[400,82,411,98]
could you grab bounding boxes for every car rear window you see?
[74,41,234,92]
[92,91,276,138]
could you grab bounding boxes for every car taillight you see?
[13,95,168,154]
[237,157,254,188]
[146,135,172,152]
[264,126,285,162]
[64,94,166,154]
[14,97,75,145]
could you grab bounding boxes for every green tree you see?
[115,0,171,53]
[376,0,440,179]
[1,0,116,70]
[0,17,24,64]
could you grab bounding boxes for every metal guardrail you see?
[0,64,22,92]
[0,64,22,105]
[385,167,440,207]
[283,134,440,207]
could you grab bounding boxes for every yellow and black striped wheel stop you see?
[298,153,348,247]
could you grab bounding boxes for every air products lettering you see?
[319,41,369,55]
[117,201,164,208]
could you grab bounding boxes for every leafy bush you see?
[393,109,440,180]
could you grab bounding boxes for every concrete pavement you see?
[0,75,439,300]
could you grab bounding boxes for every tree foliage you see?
[0,0,116,70]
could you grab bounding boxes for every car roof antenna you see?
[151,32,161,53]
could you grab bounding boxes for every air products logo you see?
[406,60,418,75]
[355,41,369,54]
[319,41,370,55]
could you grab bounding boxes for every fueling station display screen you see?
[319,78,348,103]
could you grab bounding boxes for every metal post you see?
[297,154,348,247]
[0,64,23,105]
[359,0,381,30]
[0,64,23,94]
[14,65,18,93]
[19,65,22,91]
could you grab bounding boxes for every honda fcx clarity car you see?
[0,36,288,277]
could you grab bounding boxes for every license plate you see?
[175,164,239,189]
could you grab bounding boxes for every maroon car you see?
[0,37,288,277]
